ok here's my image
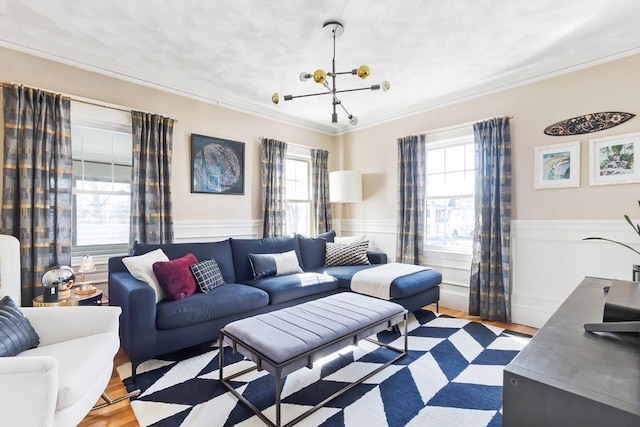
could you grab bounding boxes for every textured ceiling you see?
[1,0,639,134]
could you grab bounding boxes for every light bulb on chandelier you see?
[271,19,390,126]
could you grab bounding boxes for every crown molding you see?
[2,41,638,137]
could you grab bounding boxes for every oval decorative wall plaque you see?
[544,111,635,136]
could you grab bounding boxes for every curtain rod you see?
[258,137,314,150]
[424,115,514,135]
[2,82,178,123]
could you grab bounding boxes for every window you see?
[71,104,132,256]
[285,156,311,235]
[425,133,475,251]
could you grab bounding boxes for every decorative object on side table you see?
[33,289,103,307]
[76,255,97,295]
[41,265,75,302]
[191,134,245,195]
[588,132,639,186]
[543,111,635,136]
[583,200,640,281]
[533,141,580,189]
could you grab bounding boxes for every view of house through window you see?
[425,134,475,251]
[71,122,132,255]
[285,156,311,236]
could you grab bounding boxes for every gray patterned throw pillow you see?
[190,259,225,293]
[325,241,370,266]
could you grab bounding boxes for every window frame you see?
[71,103,133,257]
[285,153,312,236]
[424,134,476,254]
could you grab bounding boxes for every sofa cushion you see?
[18,332,119,411]
[155,283,270,330]
[316,230,336,242]
[152,253,198,301]
[230,235,303,282]
[310,265,378,289]
[297,234,327,270]
[325,241,370,266]
[190,258,225,292]
[248,250,303,279]
[122,249,170,303]
[244,272,338,305]
[132,239,236,283]
[0,296,40,357]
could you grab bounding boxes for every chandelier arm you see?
[285,91,335,100]
[334,86,381,95]
[322,81,355,122]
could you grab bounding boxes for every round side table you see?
[33,289,103,307]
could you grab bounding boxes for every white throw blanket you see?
[351,263,431,300]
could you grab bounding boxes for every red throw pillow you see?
[152,253,198,301]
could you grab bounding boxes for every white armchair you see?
[0,235,123,427]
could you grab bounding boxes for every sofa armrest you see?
[0,356,57,427]
[23,306,121,347]
[109,271,157,363]
[367,251,387,264]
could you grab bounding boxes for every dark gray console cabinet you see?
[503,276,640,427]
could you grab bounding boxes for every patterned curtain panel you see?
[261,138,288,237]
[1,84,72,305]
[469,117,512,322]
[310,148,332,233]
[130,111,175,246]
[396,134,426,265]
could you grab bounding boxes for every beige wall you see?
[0,47,335,223]
[342,54,640,221]
[1,48,638,226]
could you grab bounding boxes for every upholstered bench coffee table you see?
[219,292,408,427]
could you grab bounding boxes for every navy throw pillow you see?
[248,250,303,280]
[0,296,40,357]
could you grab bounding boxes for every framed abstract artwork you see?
[534,141,580,189]
[588,132,639,186]
[191,134,245,194]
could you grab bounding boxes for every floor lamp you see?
[329,170,362,234]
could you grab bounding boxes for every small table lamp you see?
[76,255,97,294]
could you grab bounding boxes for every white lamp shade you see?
[78,255,96,273]
[329,170,362,203]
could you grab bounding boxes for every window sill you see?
[424,246,472,256]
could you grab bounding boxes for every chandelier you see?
[271,19,390,126]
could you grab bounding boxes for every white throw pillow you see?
[272,250,304,276]
[334,235,367,245]
[122,248,170,303]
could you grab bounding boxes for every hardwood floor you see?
[78,305,538,427]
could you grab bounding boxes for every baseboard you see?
[438,283,470,312]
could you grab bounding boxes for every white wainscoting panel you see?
[94,217,637,325]
[343,218,639,328]
[512,219,639,328]
[174,219,262,242]
[341,218,472,312]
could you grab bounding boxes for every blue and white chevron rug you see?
[117,310,531,427]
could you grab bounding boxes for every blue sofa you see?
[108,233,441,380]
